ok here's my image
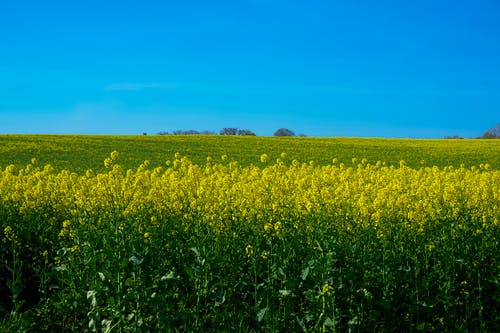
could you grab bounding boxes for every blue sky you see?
[1,0,499,137]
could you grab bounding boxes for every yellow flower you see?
[245,244,253,257]
[321,283,334,296]
[376,230,384,239]
[3,226,12,236]
[274,221,282,232]
[110,150,119,161]
[3,226,14,242]
[260,250,269,259]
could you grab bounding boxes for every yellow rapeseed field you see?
[2,152,498,232]
[1,150,499,331]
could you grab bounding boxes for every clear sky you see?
[1,0,499,137]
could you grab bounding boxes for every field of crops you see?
[1,135,499,331]
[2,134,500,172]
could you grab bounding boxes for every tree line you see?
[445,123,500,139]
[153,122,500,138]
[154,128,300,137]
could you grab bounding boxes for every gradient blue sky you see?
[1,0,499,137]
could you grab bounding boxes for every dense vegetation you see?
[1,136,499,331]
[1,135,500,173]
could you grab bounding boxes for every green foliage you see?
[2,206,498,331]
[1,135,500,173]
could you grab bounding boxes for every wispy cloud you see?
[105,82,167,91]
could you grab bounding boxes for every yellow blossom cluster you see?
[0,152,499,239]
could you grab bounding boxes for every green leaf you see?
[190,247,199,256]
[215,290,226,306]
[279,289,291,297]
[324,317,335,327]
[257,307,267,322]
[55,264,67,272]
[88,318,96,331]
[125,278,133,287]
[129,253,143,265]
[301,266,310,280]
[87,290,97,307]
[101,319,112,333]
[161,270,177,280]
[348,316,358,333]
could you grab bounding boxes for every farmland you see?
[1,134,500,172]
[1,135,499,331]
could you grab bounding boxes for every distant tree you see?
[220,128,238,135]
[200,130,216,135]
[274,128,295,137]
[444,135,463,139]
[237,129,256,136]
[482,132,498,139]
[157,131,169,135]
[481,123,500,139]
[173,130,200,135]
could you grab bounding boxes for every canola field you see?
[1,135,499,331]
[2,134,500,171]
